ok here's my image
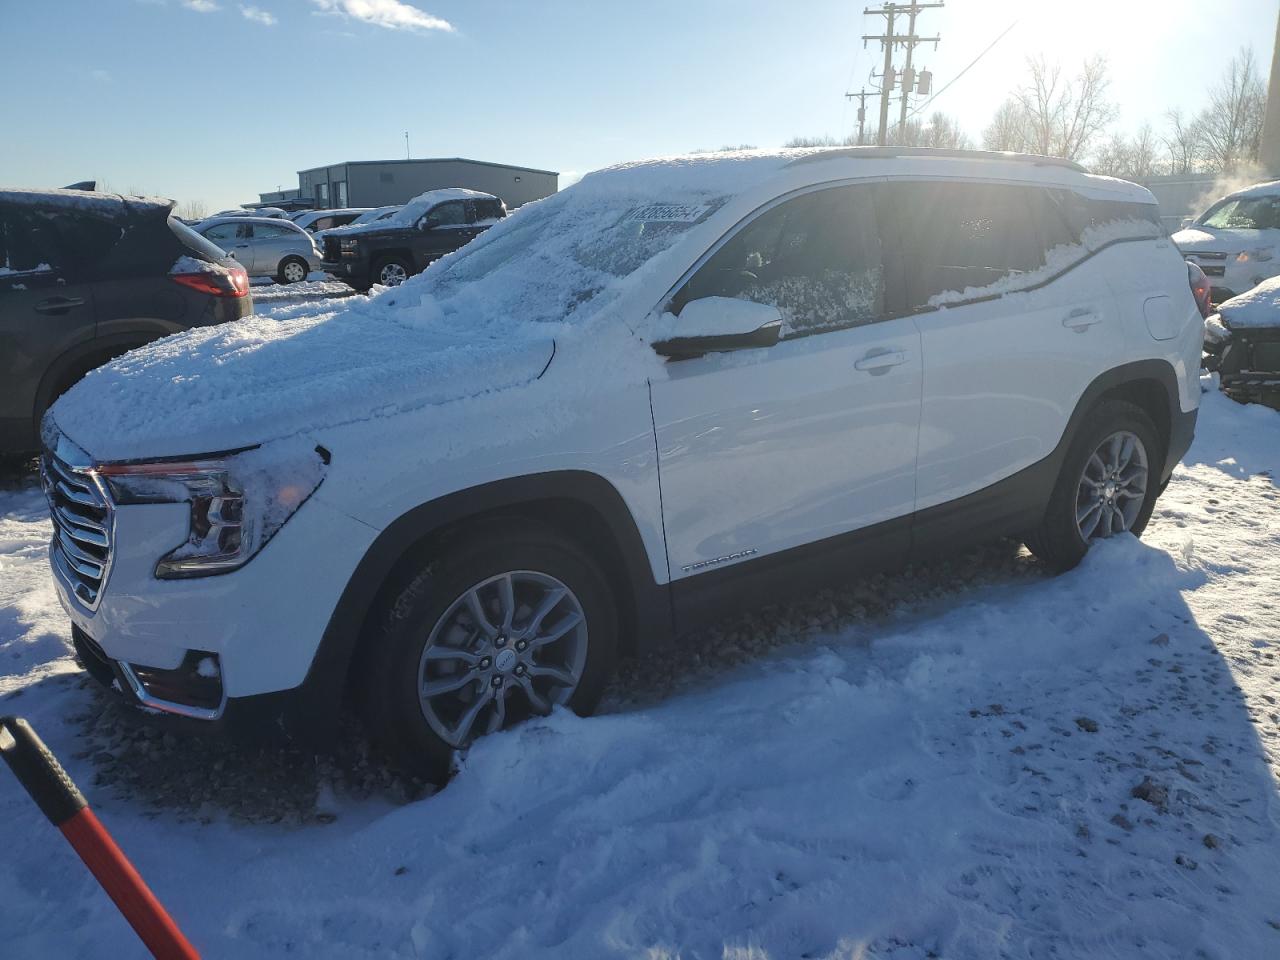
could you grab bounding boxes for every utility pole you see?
[405,131,410,159]
[861,1,942,146]
[844,89,873,145]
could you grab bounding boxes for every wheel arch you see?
[34,330,167,428]
[1075,359,1180,473]
[306,471,674,714]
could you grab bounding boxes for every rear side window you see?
[881,181,1062,310]
[1054,192,1163,241]
[0,206,120,280]
[255,223,298,239]
[673,183,885,336]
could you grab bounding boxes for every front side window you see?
[254,223,296,240]
[202,222,239,244]
[473,199,504,222]
[1199,195,1280,231]
[423,200,470,229]
[672,184,885,336]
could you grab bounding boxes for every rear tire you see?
[357,521,619,782]
[1024,399,1163,572]
[277,256,309,284]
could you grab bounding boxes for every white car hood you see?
[1173,225,1276,253]
[50,299,554,463]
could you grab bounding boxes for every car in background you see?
[0,187,250,455]
[1202,275,1280,409]
[195,215,321,284]
[211,207,290,220]
[1172,180,1280,301]
[320,189,505,290]
[289,208,372,234]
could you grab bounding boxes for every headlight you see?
[97,443,327,579]
[340,238,360,251]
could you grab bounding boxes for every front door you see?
[648,182,922,589]
[202,221,254,272]
[417,200,473,265]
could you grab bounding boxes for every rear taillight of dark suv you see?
[170,264,250,298]
[1187,261,1212,319]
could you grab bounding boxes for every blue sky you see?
[1,0,1275,211]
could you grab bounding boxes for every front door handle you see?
[34,296,85,316]
[1062,308,1102,331]
[854,349,908,372]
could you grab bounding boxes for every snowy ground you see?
[2,381,1279,959]
[249,273,358,308]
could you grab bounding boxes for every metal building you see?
[290,158,558,211]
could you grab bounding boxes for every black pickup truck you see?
[321,189,506,290]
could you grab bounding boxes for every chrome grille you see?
[41,447,113,609]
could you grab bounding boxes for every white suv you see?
[42,148,1203,778]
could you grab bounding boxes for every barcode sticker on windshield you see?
[626,203,710,223]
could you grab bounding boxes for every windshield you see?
[1199,195,1280,230]
[417,190,726,330]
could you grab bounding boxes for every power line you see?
[907,18,1019,120]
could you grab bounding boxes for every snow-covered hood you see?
[1173,225,1276,254]
[50,293,554,463]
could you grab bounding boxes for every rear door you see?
[649,181,922,584]
[0,204,102,446]
[882,179,1121,515]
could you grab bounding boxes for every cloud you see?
[90,68,113,83]
[240,4,276,25]
[311,0,453,33]
[181,0,220,11]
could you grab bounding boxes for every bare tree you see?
[1011,55,1119,159]
[889,112,971,149]
[982,99,1032,152]
[1197,47,1267,172]
[1162,109,1205,174]
[178,198,209,220]
[1092,124,1163,179]
[784,134,855,148]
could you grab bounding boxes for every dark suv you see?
[321,189,506,290]
[0,188,251,456]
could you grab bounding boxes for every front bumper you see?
[321,258,369,287]
[52,491,377,736]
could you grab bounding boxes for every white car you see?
[1172,179,1280,300]
[289,207,372,234]
[42,148,1203,779]
[194,215,322,284]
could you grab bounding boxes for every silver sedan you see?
[196,216,322,284]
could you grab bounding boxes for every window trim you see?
[656,176,893,340]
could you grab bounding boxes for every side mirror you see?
[1180,217,1195,230]
[653,297,783,359]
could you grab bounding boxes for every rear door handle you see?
[1062,308,1102,330]
[34,297,85,315]
[854,349,908,372]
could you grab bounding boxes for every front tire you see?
[277,256,309,284]
[373,255,412,287]
[358,522,619,781]
[1024,399,1163,572]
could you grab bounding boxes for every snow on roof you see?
[1218,275,1280,329]
[0,187,173,219]
[336,188,500,236]
[1223,179,1280,200]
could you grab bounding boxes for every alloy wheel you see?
[417,570,588,748]
[1075,430,1149,543]
[379,262,408,286]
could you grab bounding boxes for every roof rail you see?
[788,146,1088,174]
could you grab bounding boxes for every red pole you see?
[0,716,200,960]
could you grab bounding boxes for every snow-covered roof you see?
[1221,179,1280,201]
[195,215,307,231]
[0,187,173,219]
[335,188,499,236]
[1218,275,1280,329]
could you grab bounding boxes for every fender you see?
[297,470,675,721]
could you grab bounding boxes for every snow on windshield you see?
[413,153,792,332]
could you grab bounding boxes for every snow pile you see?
[5,384,1280,957]
[1218,274,1280,329]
